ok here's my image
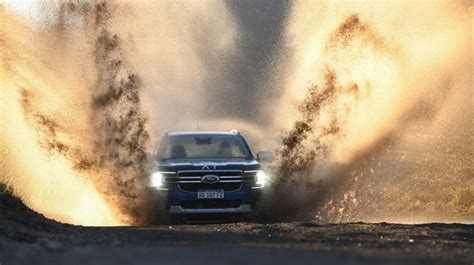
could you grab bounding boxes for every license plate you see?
[197,190,224,199]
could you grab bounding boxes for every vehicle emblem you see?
[201,175,220,184]
[201,165,210,170]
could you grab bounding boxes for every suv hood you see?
[155,158,261,172]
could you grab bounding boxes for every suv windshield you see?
[158,134,252,160]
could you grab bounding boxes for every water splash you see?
[265,1,472,223]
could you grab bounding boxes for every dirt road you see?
[0,193,472,265]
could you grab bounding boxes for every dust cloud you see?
[1,1,472,225]
[263,1,472,223]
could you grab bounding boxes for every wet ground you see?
[0,193,472,265]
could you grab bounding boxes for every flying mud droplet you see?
[20,88,97,172]
[88,2,152,224]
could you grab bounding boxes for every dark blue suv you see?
[149,130,271,221]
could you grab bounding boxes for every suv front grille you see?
[162,170,258,192]
[178,183,242,192]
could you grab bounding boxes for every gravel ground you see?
[0,193,472,265]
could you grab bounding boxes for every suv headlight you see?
[255,170,267,188]
[149,172,164,189]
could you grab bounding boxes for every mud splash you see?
[265,2,472,223]
[1,1,241,225]
[1,2,152,225]
[1,1,472,225]
[89,2,151,222]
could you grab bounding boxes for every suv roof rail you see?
[230,129,240,135]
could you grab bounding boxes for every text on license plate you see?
[197,190,224,199]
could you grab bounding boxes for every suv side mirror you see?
[256,151,273,163]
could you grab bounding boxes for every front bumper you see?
[169,204,252,214]
[159,184,261,215]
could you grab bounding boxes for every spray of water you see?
[1,5,121,225]
[264,1,472,223]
